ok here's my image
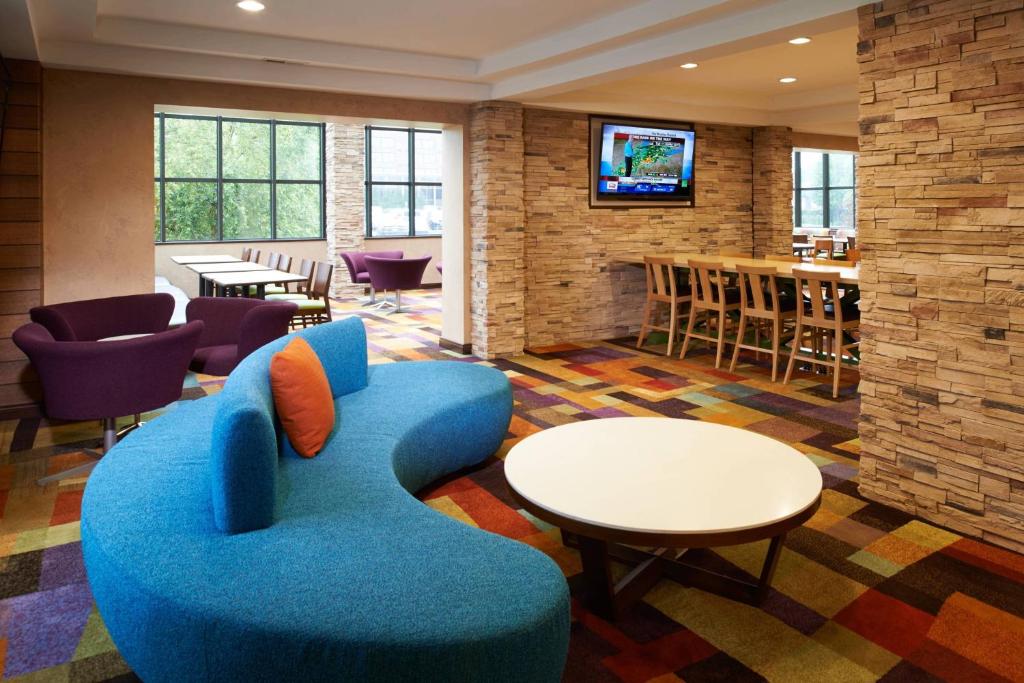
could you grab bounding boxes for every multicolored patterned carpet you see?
[1,289,1022,682]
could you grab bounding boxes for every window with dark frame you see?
[365,126,443,238]
[154,113,326,243]
[793,150,856,231]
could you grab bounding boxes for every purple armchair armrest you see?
[13,321,204,421]
[186,297,297,376]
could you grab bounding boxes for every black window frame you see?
[154,112,327,243]
[364,126,443,238]
[793,150,856,230]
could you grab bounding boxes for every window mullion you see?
[216,117,223,241]
[270,122,277,240]
[159,114,166,243]
[794,151,801,228]
[365,127,373,238]
[822,153,831,229]
[408,128,415,237]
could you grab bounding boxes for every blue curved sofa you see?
[81,317,570,682]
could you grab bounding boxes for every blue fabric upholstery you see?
[81,317,570,682]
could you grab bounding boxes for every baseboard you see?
[438,337,472,355]
[420,282,441,290]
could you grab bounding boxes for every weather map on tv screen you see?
[596,122,695,201]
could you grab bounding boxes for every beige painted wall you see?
[41,68,469,305]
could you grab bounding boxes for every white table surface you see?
[505,417,822,537]
[204,270,308,286]
[186,262,269,274]
[170,255,243,265]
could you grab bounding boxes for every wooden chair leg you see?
[729,312,747,372]
[637,299,652,349]
[679,305,699,360]
[832,330,842,398]
[770,322,781,383]
[784,323,803,386]
[666,304,679,357]
[715,310,727,369]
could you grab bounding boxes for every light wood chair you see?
[680,259,740,368]
[729,264,798,382]
[793,234,808,244]
[784,269,859,398]
[637,256,690,356]
[291,261,334,328]
[844,248,862,265]
[766,255,801,263]
[813,238,835,259]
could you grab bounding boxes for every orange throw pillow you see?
[269,337,335,458]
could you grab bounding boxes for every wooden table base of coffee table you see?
[565,531,784,620]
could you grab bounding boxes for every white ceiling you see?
[1,0,862,135]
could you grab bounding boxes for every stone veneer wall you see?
[469,102,526,357]
[752,126,795,258]
[857,0,1024,551]
[521,109,754,346]
[325,122,366,298]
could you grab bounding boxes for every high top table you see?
[187,262,269,296]
[170,255,243,265]
[615,252,859,285]
[504,418,822,620]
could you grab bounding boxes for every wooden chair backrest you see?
[644,256,678,299]
[241,247,252,261]
[266,252,281,270]
[767,254,801,263]
[310,261,334,298]
[794,269,843,327]
[793,234,808,244]
[248,249,261,263]
[688,259,727,308]
[845,248,862,265]
[814,238,834,258]
[735,264,781,317]
[296,258,314,290]
[277,254,292,273]
[719,248,752,258]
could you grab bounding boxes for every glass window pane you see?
[799,190,823,228]
[799,152,823,188]
[414,131,442,182]
[828,153,855,187]
[371,129,409,182]
[414,186,443,235]
[370,185,410,236]
[164,182,217,241]
[223,120,270,179]
[829,188,854,228]
[275,124,321,180]
[163,117,216,178]
[154,182,161,241]
[223,182,271,239]
[276,184,321,237]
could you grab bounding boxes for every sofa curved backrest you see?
[30,293,175,342]
[210,316,368,533]
[364,255,431,291]
[13,320,204,420]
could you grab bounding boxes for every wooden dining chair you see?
[680,259,740,368]
[844,248,862,265]
[766,255,801,263]
[247,249,261,263]
[784,269,859,398]
[266,252,281,270]
[793,234,808,244]
[729,264,798,382]
[241,247,252,261]
[261,254,294,296]
[291,262,334,328]
[637,256,690,356]
[813,238,835,260]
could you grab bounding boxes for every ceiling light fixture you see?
[779,76,797,84]
[237,0,265,12]
[680,62,699,69]
[788,36,811,45]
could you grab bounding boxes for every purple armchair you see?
[30,292,176,341]
[364,255,432,313]
[14,301,203,484]
[185,297,298,376]
[340,250,403,304]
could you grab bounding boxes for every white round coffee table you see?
[504,417,822,618]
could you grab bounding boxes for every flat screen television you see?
[589,115,695,207]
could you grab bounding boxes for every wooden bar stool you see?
[784,269,860,398]
[813,238,835,260]
[844,248,862,265]
[679,259,740,368]
[637,256,690,356]
[729,265,798,382]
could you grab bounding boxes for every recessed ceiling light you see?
[779,76,798,84]
[680,62,699,69]
[788,37,811,45]
[237,0,265,11]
